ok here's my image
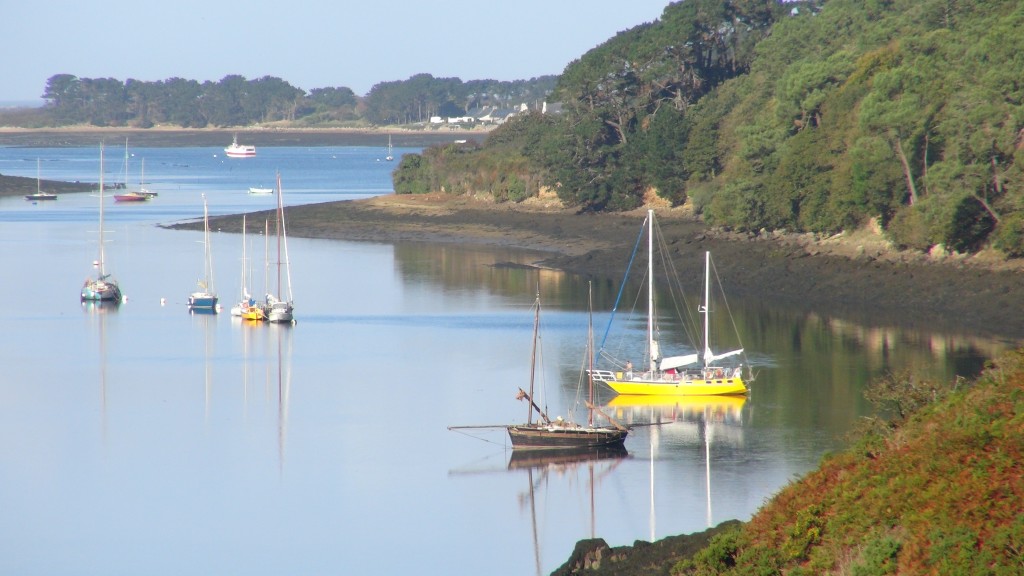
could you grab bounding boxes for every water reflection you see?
[83,301,117,441]
[508,447,629,576]
[233,320,293,474]
[606,395,747,537]
[272,325,293,474]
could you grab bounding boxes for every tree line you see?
[28,73,556,129]
[397,0,1024,257]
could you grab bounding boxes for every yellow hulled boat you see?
[590,210,753,397]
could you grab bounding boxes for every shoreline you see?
[4,126,1022,341]
[176,193,1024,341]
[0,126,486,148]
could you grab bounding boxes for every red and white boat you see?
[224,135,256,158]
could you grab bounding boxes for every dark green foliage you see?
[393,154,431,195]
[851,537,901,576]
[407,0,1024,259]
[41,73,305,127]
[362,73,557,125]
[30,0,1024,259]
[634,105,692,205]
[32,72,556,129]
[993,213,1024,257]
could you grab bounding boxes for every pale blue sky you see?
[4,0,673,103]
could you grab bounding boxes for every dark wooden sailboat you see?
[506,288,628,450]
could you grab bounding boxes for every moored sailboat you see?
[230,215,264,321]
[25,159,58,201]
[264,172,295,324]
[81,143,122,303]
[113,140,153,202]
[187,194,218,313]
[507,288,629,450]
[590,210,751,396]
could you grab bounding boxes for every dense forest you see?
[8,73,556,129]
[395,0,1024,257]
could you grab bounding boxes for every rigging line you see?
[656,217,702,345]
[448,427,509,447]
[708,255,750,364]
[651,215,701,352]
[599,213,649,354]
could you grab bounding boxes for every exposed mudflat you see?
[178,192,1024,342]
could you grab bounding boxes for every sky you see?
[3,0,673,104]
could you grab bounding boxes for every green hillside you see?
[672,349,1024,575]
[554,350,1023,575]
[398,0,1024,256]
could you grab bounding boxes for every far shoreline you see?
[0,126,487,148]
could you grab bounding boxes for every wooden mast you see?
[526,289,540,425]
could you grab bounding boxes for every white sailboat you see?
[81,143,122,303]
[230,215,264,320]
[113,139,152,202]
[187,194,218,313]
[265,172,295,324]
[385,134,394,161]
[590,209,750,396]
[25,158,57,201]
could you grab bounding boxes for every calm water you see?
[0,145,1013,575]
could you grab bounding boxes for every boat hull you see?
[230,302,264,320]
[507,424,627,450]
[113,193,149,202]
[188,294,218,312]
[603,375,748,396]
[266,301,293,323]
[225,145,256,158]
[81,279,122,302]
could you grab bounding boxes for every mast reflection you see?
[605,395,746,532]
[509,447,629,576]
[82,300,118,441]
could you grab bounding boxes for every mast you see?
[268,218,272,297]
[703,250,711,369]
[98,143,106,277]
[647,209,655,374]
[279,173,294,302]
[526,289,540,425]
[202,193,214,292]
[588,281,595,427]
[240,215,247,300]
[124,138,130,191]
[36,158,40,195]
[275,172,282,299]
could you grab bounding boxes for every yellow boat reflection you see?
[606,394,746,424]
